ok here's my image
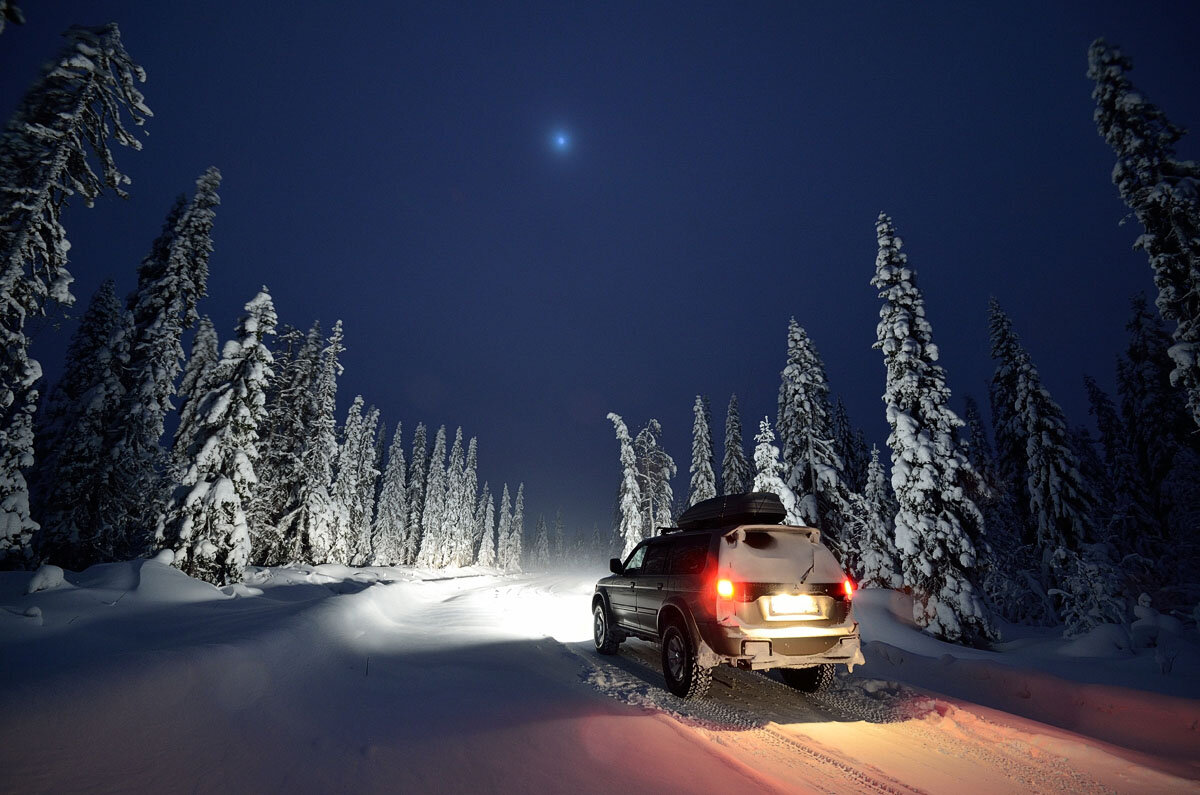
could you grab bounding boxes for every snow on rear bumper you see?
[697,620,865,672]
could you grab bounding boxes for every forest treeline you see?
[610,40,1200,646]
[0,23,578,584]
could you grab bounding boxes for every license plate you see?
[769,593,819,616]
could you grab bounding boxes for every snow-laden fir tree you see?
[688,395,717,507]
[832,397,870,494]
[476,484,496,567]
[0,24,149,565]
[1117,295,1200,546]
[1089,39,1200,431]
[988,302,1098,573]
[873,214,995,645]
[988,307,1031,533]
[607,413,644,557]
[156,288,275,585]
[417,426,448,567]
[553,509,565,566]
[495,484,512,570]
[848,446,901,589]
[437,428,465,568]
[506,483,525,572]
[634,419,675,536]
[403,422,428,565]
[251,321,322,564]
[370,423,406,566]
[751,418,804,525]
[776,318,854,551]
[171,315,220,479]
[108,168,221,557]
[30,281,131,568]
[280,320,343,563]
[453,436,479,567]
[962,394,1046,624]
[721,394,750,495]
[530,515,550,569]
[328,396,365,565]
[1084,375,1154,551]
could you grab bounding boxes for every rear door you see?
[667,534,712,605]
[607,544,645,630]
[633,540,671,632]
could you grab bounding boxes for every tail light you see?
[842,577,855,599]
[716,578,735,598]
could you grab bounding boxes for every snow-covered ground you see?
[1,559,1197,793]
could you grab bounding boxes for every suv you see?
[592,492,864,698]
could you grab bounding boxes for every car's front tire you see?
[661,622,711,699]
[780,664,834,693]
[593,602,622,655]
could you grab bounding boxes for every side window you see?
[669,537,710,577]
[643,543,669,576]
[623,545,647,574]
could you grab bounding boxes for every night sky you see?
[2,2,1198,539]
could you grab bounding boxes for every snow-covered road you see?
[0,562,1196,793]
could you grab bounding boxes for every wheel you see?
[593,602,622,655]
[661,623,711,699]
[780,664,835,693]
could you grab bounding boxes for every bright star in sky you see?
[552,131,570,152]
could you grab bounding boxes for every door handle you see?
[656,583,663,590]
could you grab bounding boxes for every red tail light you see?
[716,578,735,598]
[843,577,855,599]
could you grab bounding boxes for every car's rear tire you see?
[661,623,711,699]
[780,664,834,693]
[593,602,621,655]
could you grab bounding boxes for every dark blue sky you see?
[3,2,1198,538]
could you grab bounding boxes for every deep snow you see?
[1,559,1197,793]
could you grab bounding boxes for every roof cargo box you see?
[676,492,786,530]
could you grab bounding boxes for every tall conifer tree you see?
[688,394,717,507]
[607,412,644,557]
[874,214,994,645]
[721,394,750,495]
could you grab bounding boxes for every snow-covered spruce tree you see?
[848,446,901,590]
[347,405,381,565]
[327,396,365,565]
[416,425,448,567]
[721,394,750,495]
[156,289,275,585]
[961,394,1048,624]
[776,318,854,552]
[553,509,565,566]
[634,419,675,536]
[531,515,550,569]
[688,395,717,507]
[1117,295,1200,546]
[508,483,525,572]
[1089,40,1200,431]
[987,304,1032,535]
[30,281,131,568]
[108,168,221,557]
[607,412,644,557]
[170,315,220,479]
[495,484,512,569]
[439,428,465,568]
[476,485,496,567]
[403,422,428,565]
[453,436,479,567]
[370,423,407,566]
[1085,375,1154,551]
[752,418,804,524]
[0,24,150,566]
[832,397,870,494]
[279,320,343,564]
[873,214,994,645]
[252,321,322,564]
[988,302,1099,571]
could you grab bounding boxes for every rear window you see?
[668,537,709,576]
[719,528,817,583]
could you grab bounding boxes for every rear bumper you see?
[695,619,865,672]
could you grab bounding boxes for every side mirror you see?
[609,558,623,575]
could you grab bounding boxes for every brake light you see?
[843,577,855,599]
[716,579,734,598]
